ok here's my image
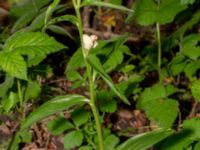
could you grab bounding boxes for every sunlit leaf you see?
[116,128,173,150]
[0,52,27,80]
[81,0,133,12]
[21,95,89,129]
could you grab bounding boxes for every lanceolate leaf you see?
[81,0,133,12]
[87,54,130,105]
[0,52,27,80]
[133,0,188,25]
[116,128,173,150]
[45,0,60,25]
[3,32,66,66]
[48,15,79,27]
[21,95,89,129]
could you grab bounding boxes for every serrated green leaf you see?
[81,0,133,12]
[21,94,89,129]
[0,76,14,98]
[116,128,173,150]
[0,52,27,80]
[169,54,188,76]
[132,0,187,25]
[63,131,83,149]
[184,60,200,80]
[47,116,74,135]
[191,80,200,102]
[104,134,119,150]
[103,45,126,72]
[87,54,130,105]
[3,91,18,113]
[65,49,85,81]
[137,84,178,127]
[24,81,41,101]
[3,31,66,66]
[182,34,200,60]
[72,108,90,127]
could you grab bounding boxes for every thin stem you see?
[17,79,24,119]
[156,22,161,81]
[72,1,104,150]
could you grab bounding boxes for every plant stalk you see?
[72,1,104,150]
[17,79,24,119]
[156,22,161,81]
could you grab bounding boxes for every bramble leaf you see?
[132,0,188,25]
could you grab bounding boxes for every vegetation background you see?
[0,0,200,149]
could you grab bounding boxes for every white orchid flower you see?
[83,34,98,50]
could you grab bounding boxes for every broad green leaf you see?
[0,52,27,80]
[63,131,83,149]
[116,128,173,150]
[183,118,200,139]
[168,54,188,76]
[3,31,66,66]
[87,54,130,105]
[182,34,200,60]
[45,0,60,25]
[47,116,74,135]
[81,0,133,12]
[109,0,121,5]
[0,76,14,98]
[48,15,78,27]
[191,80,200,102]
[72,108,90,127]
[97,91,117,113]
[21,94,89,129]
[24,81,41,101]
[184,60,200,80]
[132,0,187,25]
[137,84,178,127]
[65,49,85,81]
[104,134,119,150]
[28,12,46,31]
[11,11,37,33]
[194,142,200,150]
[10,0,51,18]
[103,45,128,72]
[3,92,18,113]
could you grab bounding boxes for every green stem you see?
[17,79,24,119]
[156,22,161,81]
[72,1,104,150]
